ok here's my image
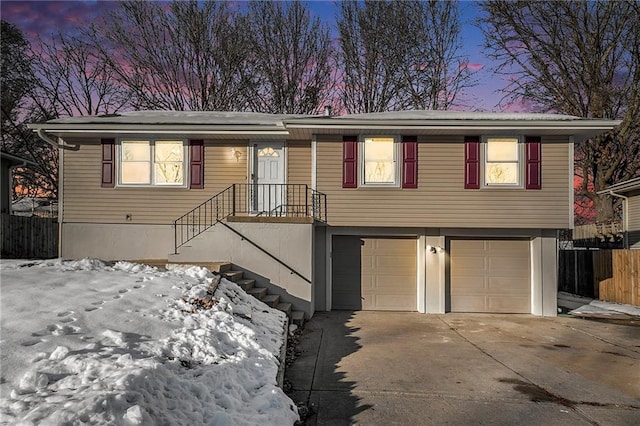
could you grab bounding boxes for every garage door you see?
[362,238,417,311]
[332,237,417,311]
[450,239,531,313]
[332,236,363,310]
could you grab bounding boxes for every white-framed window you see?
[360,136,400,187]
[119,139,187,186]
[483,136,523,187]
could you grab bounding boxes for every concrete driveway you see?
[286,312,640,425]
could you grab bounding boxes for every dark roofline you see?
[0,151,38,167]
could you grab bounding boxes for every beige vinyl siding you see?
[628,195,640,232]
[316,135,572,228]
[63,140,248,224]
[286,140,311,186]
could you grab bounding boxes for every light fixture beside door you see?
[231,148,242,162]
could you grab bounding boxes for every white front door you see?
[252,142,285,213]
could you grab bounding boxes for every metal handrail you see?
[173,183,327,252]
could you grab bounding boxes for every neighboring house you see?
[28,110,619,318]
[598,177,640,249]
[11,197,58,218]
[0,150,38,215]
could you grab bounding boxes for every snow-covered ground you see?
[570,299,640,317]
[0,259,298,425]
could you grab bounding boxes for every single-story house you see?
[28,110,619,318]
[598,177,640,249]
[0,150,38,215]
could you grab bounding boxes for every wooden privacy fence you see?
[1,213,58,258]
[558,250,612,298]
[599,250,640,307]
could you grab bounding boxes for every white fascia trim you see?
[285,120,621,130]
[34,129,290,136]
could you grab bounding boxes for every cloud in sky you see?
[460,62,485,71]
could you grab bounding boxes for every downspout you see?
[605,190,629,248]
[57,146,64,258]
[36,129,80,151]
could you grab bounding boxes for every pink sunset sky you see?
[1,0,517,112]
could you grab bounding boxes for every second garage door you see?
[361,238,417,311]
[450,239,531,313]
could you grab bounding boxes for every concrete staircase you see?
[203,262,305,327]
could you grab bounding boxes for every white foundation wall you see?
[61,223,174,260]
[171,222,314,317]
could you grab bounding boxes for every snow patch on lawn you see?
[0,259,298,425]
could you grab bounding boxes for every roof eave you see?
[27,123,289,137]
[284,118,621,129]
[597,177,640,195]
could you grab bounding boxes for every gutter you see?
[601,189,629,248]
[36,129,80,151]
[283,118,622,129]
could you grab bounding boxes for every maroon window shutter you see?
[101,138,115,188]
[343,135,358,188]
[464,136,480,189]
[402,136,418,188]
[189,139,204,189]
[525,136,541,189]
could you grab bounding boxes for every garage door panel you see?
[451,277,488,293]
[451,295,486,312]
[486,240,527,252]
[488,296,530,313]
[375,255,414,270]
[452,255,486,270]
[365,294,416,311]
[488,256,529,273]
[451,239,531,314]
[488,277,529,292]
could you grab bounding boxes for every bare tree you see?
[30,34,130,118]
[337,0,473,113]
[480,0,640,223]
[400,0,475,110]
[1,21,34,127]
[243,1,335,114]
[1,21,57,201]
[90,0,253,111]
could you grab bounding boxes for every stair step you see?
[165,261,231,273]
[211,262,232,273]
[291,310,305,327]
[276,302,292,317]
[222,270,244,282]
[247,287,267,300]
[262,294,280,308]
[236,279,255,291]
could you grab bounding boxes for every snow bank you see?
[0,259,298,425]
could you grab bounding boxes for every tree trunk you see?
[592,193,615,223]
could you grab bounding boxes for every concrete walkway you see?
[287,311,640,425]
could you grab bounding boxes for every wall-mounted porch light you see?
[231,148,242,162]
